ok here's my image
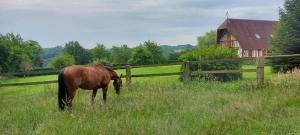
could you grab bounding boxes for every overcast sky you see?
[0,0,284,48]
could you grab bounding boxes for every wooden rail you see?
[131,72,182,77]
[0,62,181,77]
[190,69,256,75]
[0,70,59,77]
[0,80,57,87]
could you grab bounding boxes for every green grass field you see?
[1,65,299,135]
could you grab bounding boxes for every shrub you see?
[50,53,75,69]
[90,58,113,67]
[180,46,242,81]
[19,55,33,72]
[129,45,152,65]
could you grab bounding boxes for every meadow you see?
[0,65,299,135]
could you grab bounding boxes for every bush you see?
[90,58,113,67]
[180,46,242,81]
[129,45,152,65]
[50,53,75,69]
[19,55,33,72]
[270,45,300,73]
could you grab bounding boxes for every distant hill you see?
[160,44,195,57]
[43,46,63,62]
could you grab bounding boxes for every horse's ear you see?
[120,74,123,78]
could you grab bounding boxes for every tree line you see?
[50,40,177,69]
[0,33,183,72]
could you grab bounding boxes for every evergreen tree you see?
[271,0,300,72]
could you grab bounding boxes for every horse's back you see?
[63,65,110,90]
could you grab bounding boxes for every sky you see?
[0,0,284,48]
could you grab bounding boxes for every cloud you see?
[0,0,284,48]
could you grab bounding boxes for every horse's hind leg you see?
[67,95,72,108]
[67,88,77,108]
[91,89,98,104]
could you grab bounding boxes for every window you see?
[255,34,261,39]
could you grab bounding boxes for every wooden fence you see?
[176,57,261,85]
[1,54,300,87]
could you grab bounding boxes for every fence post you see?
[256,56,264,86]
[182,61,191,83]
[126,65,131,85]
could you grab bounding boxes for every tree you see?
[0,33,43,72]
[0,41,9,72]
[63,41,91,64]
[197,30,217,47]
[19,55,33,72]
[50,53,75,69]
[143,40,166,64]
[271,0,300,72]
[24,40,43,68]
[90,43,109,61]
[1,33,25,72]
[130,45,152,65]
[110,45,132,65]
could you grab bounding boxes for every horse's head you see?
[113,74,123,95]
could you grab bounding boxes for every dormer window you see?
[255,34,261,39]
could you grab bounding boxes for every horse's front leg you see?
[91,89,98,104]
[102,86,108,103]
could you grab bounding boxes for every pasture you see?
[0,65,300,135]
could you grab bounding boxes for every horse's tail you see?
[58,69,66,110]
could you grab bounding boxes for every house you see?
[217,18,277,57]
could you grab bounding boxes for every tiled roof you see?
[217,18,278,49]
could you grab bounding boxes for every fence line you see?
[0,62,182,77]
[0,80,57,87]
[2,54,300,87]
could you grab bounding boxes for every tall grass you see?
[0,72,299,134]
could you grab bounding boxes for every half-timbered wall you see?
[219,33,239,48]
[219,32,268,58]
[242,49,266,57]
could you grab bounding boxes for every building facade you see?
[217,19,277,57]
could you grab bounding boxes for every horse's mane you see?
[95,64,118,77]
[104,66,115,73]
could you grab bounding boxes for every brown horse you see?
[58,64,123,110]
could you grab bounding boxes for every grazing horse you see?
[58,64,123,110]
